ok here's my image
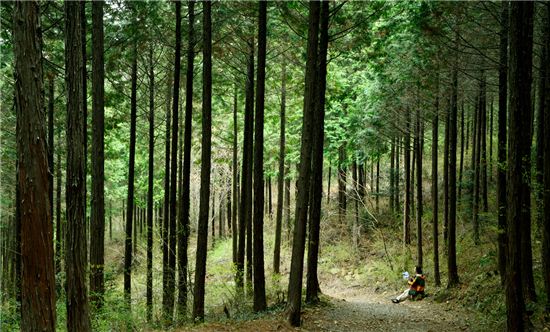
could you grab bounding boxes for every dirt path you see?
[175,283,478,332]
[300,285,475,332]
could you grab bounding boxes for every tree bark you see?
[306,0,329,304]
[415,108,423,267]
[287,2,319,327]
[403,110,411,245]
[65,1,92,329]
[232,84,238,265]
[124,18,138,312]
[273,62,286,274]
[13,2,56,329]
[338,144,347,223]
[90,0,105,308]
[497,2,508,285]
[447,32,460,288]
[236,37,255,292]
[178,0,195,321]
[166,0,182,322]
[252,1,268,312]
[541,2,550,313]
[473,92,481,245]
[506,2,534,328]
[432,76,441,286]
[193,0,212,321]
[443,108,449,248]
[146,42,155,323]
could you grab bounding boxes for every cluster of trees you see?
[1,1,549,331]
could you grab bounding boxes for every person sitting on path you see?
[392,266,426,303]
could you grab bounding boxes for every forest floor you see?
[173,275,477,332]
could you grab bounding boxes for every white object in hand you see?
[402,271,410,280]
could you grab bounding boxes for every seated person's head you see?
[415,266,423,275]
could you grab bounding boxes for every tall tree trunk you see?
[458,101,464,202]
[178,0,195,320]
[90,0,105,308]
[415,108,423,267]
[14,2,56,329]
[48,76,54,236]
[146,42,155,323]
[124,22,138,313]
[306,0,328,304]
[232,84,238,265]
[285,164,291,242]
[506,2,534,328]
[376,156,380,213]
[252,1,268,311]
[480,75,488,213]
[390,139,395,213]
[288,2,319,327]
[81,1,88,256]
[473,92,482,245]
[403,111,411,245]
[65,1,92,329]
[352,162,359,249]
[395,136,400,212]
[338,144,347,223]
[56,130,62,276]
[489,99,494,181]
[540,2,550,313]
[162,75,171,322]
[165,0,182,322]
[432,76,441,286]
[274,60,286,274]
[447,32,460,288]
[443,108,449,248]
[236,38,255,292]
[193,0,212,321]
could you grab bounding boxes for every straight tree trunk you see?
[376,157,380,213]
[236,38,255,292]
[287,2,319,326]
[90,0,105,308]
[285,164,291,241]
[48,76,54,234]
[124,26,138,311]
[540,2,550,313]
[395,136,400,212]
[352,162,359,249]
[447,34,460,288]
[458,101,465,202]
[232,84,238,265]
[506,2,534,328]
[65,1,92,329]
[306,0,329,304]
[390,139,395,213]
[415,108,423,267]
[432,78,441,286]
[13,2,56,329]
[443,109,449,248]
[403,111,411,245]
[162,76,171,321]
[252,1,268,311]
[338,144,347,223]
[472,92,482,245]
[273,62,286,274]
[56,131,62,276]
[81,1,88,256]
[178,1,195,319]
[146,42,155,323]
[166,0,182,322]
[193,0,212,321]
[480,75,488,213]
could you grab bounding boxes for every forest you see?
[0,0,549,331]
